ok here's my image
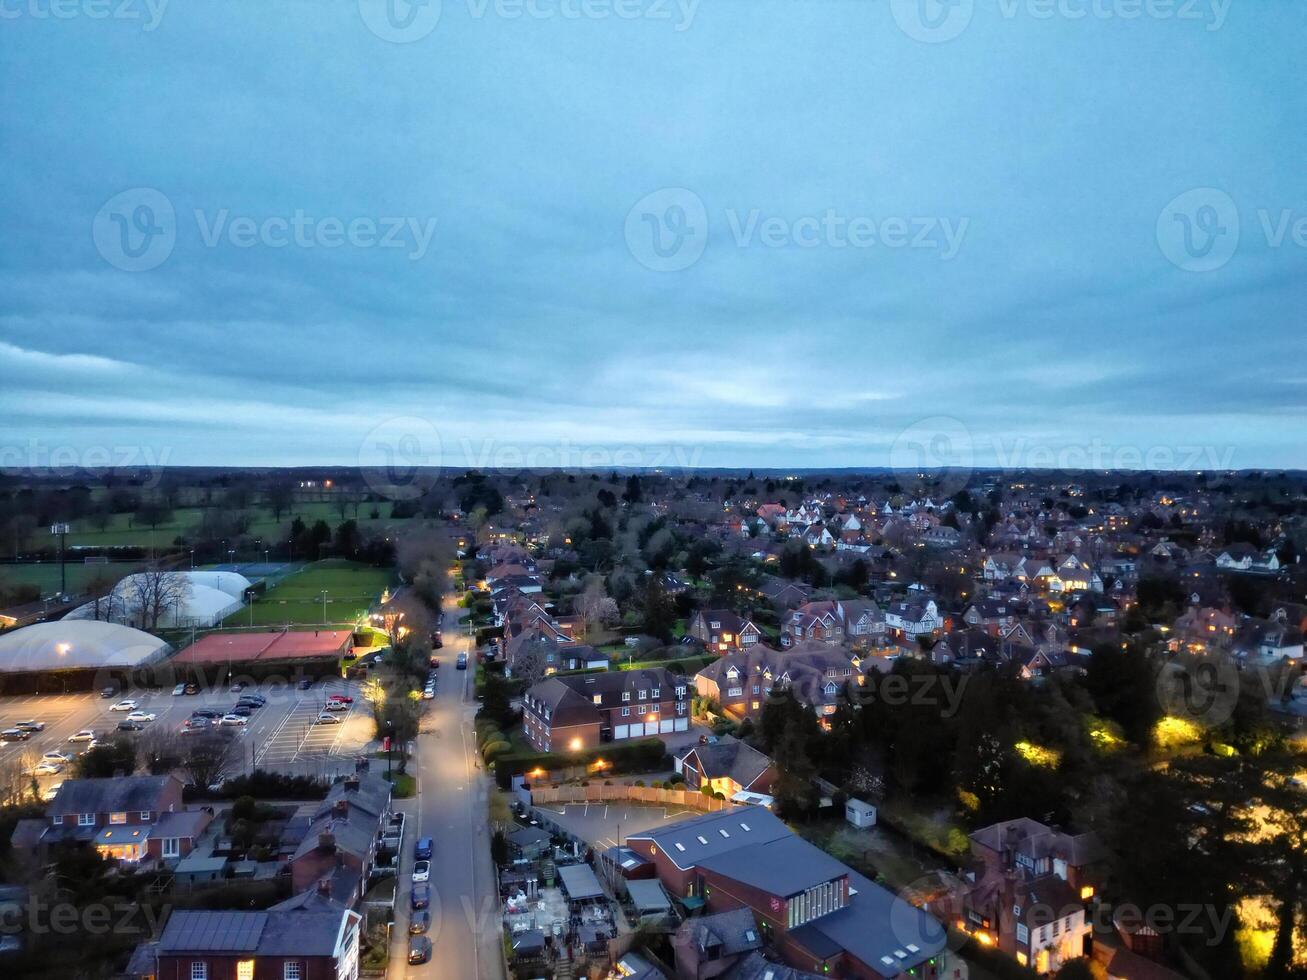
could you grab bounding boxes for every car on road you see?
[326,693,353,704]
[297,678,313,690]
[41,750,73,764]
[99,687,117,698]
[421,688,435,700]
[415,837,433,860]
[68,729,96,743]
[407,936,432,965]
[29,761,63,775]
[182,718,209,734]
[219,714,247,727]
[0,729,31,742]
[230,682,246,692]
[410,883,430,910]
[456,652,468,669]
[315,712,342,724]
[126,711,156,723]
[15,720,45,732]
[408,910,431,934]
[412,860,430,883]
[109,699,137,712]
[322,699,348,712]
[116,720,144,732]
[172,683,187,696]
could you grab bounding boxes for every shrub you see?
[482,740,511,760]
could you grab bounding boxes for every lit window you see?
[191,963,207,980]
[110,812,127,825]
[236,962,254,980]
[78,813,95,827]
[284,963,302,980]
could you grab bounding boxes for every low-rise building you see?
[521,668,690,751]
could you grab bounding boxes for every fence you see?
[531,783,732,812]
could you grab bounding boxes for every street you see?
[390,577,504,980]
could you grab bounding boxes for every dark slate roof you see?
[627,808,791,870]
[557,863,604,901]
[48,775,176,816]
[676,906,761,955]
[681,736,773,789]
[697,835,848,898]
[727,950,825,980]
[159,911,268,952]
[626,878,672,914]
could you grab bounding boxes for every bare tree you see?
[129,567,192,630]
[182,731,237,789]
[0,749,40,805]
[573,579,619,640]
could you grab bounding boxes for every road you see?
[391,578,504,980]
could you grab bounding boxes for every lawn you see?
[0,559,142,596]
[222,559,395,628]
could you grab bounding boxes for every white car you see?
[30,761,63,776]
[78,740,102,754]
[41,750,73,764]
[172,683,187,696]
[422,688,435,700]
[110,699,138,712]
[68,729,97,743]
[219,714,247,726]
[126,711,156,723]
[315,712,342,724]
[412,860,431,883]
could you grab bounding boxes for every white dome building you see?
[65,570,248,630]
[0,621,172,675]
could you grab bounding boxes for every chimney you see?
[344,776,360,792]
[333,798,349,817]
[317,831,336,854]
[317,876,333,897]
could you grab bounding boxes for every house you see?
[781,601,844,648]
[757,577,813,609]
[671,907,764,980]
[126,890,361,980]
[289,775,392,905]
[883,599,944,640]
[677,736,776,799]
[689,609,763,653]
[36,774,189,864]
[626,809,947,980]
[521,668,690,751]
[694,645,859,722]
[958,818,1103,974]
[1215,544,1280,573]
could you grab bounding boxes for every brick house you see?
[627,810,946,980]
[689,610,763,654]
[694,645,859,722]
[126,890,361,980]
[522,668,690,752]
[289,775,391,905]
[36,774,193,864]
[677,736,775,799]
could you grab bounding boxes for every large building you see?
[626,809,947,979]
[521,668,690,752]
[65,570,251,629]
[694,645,860,722]
[0,620,172,691]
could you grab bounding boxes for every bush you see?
[482,740,511,760]
[493,738,669,789]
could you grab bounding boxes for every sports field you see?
[60,501,401,549]
[222,559,394,628]
[0,560,141,596]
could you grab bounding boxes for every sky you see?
[1,0,1305,474]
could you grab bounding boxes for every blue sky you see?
[1,0,1304,472]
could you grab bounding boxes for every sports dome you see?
[65,570,247,629]
[0,621,172,674]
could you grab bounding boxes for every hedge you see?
[494,738,669,789]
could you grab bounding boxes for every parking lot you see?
[531,801,696,851]
[0,675,378,790]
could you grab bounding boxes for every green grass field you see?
[0,560,141,596]
[222,559,395,628]
[62,501,402,549]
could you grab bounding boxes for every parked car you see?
[30,761,63,775]
[182,719,209,734]
[229,705,253,717]
[297,678,313,690]
[116,720,143,732]
[323,699,348,712]
[219,714,247,727]
[41,750,73,764]
[109,699,137,712]
[315,712,342,724]
[0,729,30,742]
[409,910,431,935]
[412,860,431,883]
[184,683,199,695]
[172,683,187,696]
[415,837,433,860]
[15,720,45,732]
[99,687,117,698]
[125,711,156,723]
[191,709,221,719]
[407,936,432,964]
[67,729,96,743]
[230,682,246,692]
[410,884,430,911]
[422,687,435,700]
[456,652,468,670]
[326,693,353,704]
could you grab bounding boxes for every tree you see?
[1083,642,1159,744]
[76,735,138,779]
[268,480,296,521]
[622,474,643,504]
[574,580,619,640]
[129,567,192,631]
[181,731,237,789]
[641,577,676,643]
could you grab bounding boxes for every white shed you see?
[845,798,877,829]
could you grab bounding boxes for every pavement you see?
[389,578,504,980]
[532,800,697,852]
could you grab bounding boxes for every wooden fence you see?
[531,783,731,812]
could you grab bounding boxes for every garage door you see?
[628,723,644,738]
[674,717,689,732]
[659,719,674,734]
[614,725,628,740]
